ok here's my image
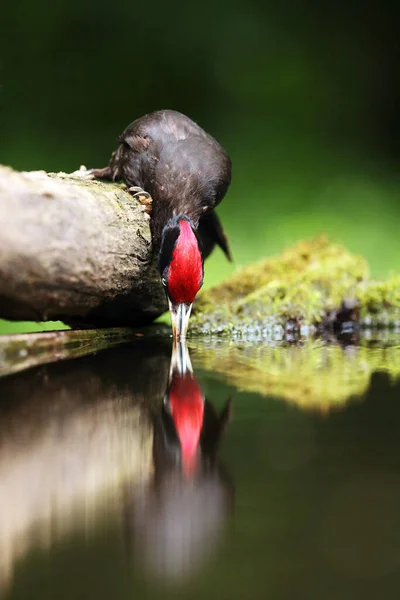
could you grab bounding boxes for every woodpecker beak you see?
[169,299,192,339]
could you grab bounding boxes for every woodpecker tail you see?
[90,148,122,182]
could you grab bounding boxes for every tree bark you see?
[0,165,167,327]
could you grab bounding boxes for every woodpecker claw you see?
[69,165,95,180]
[128,187,153,214]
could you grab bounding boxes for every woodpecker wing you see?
[197,211,232,262]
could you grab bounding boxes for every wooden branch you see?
[0,165,167,327]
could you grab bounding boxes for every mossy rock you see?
[192,237,400,337]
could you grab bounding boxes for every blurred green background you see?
[1,0,399,333]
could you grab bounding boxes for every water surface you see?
[1,336,400,600]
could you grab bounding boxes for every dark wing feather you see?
[197,210,232,262]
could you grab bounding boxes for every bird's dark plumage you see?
[91,110,232,260]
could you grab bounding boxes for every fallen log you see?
[0,165,167,327]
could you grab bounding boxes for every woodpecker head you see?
[159,216,204,338]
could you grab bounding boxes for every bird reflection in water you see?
[162,340,205,476]
[126,340,233,582]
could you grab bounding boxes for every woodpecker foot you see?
[128,187,153,214]
[69,165,96,180]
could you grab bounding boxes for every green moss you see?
[192,237,400,336]
[357,277,400,324]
